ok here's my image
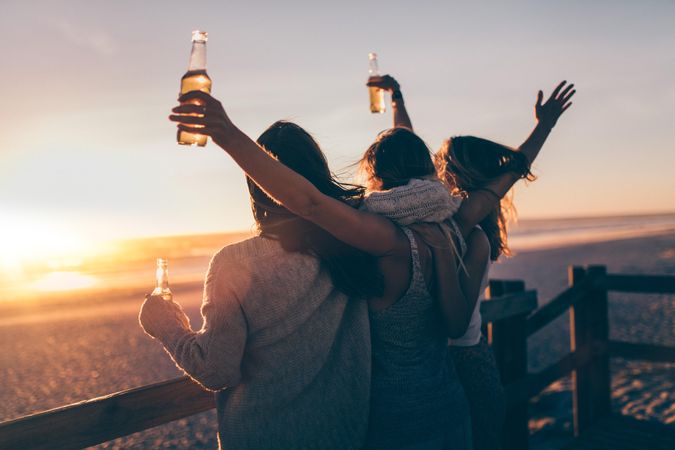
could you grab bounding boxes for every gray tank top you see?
[366,227,470,449]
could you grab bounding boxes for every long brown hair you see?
[251,120,383,298]
[359,127,436,191]
[436,136,535,260]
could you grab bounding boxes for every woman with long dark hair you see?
[138,120,382,449]
[436,135,537,449]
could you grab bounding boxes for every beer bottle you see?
[177,30,212,147]
[368,53,385,114]
[152,258,173,301]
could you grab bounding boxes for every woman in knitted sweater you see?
[139,121,383,450]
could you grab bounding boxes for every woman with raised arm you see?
[438,84,574,449]
[138,121,383,449]
[368,76,575,450]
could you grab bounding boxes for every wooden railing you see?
[0,377,215,449]
[0,266,673,450]
[487,266,675,450]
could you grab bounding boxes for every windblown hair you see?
[436,136,535,260]
[359,127,436,191]
[250,120,383,298]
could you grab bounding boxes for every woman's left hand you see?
[366,74,401,92]
[139,294,190,339]
[169,91,236,148]
[535,80,576,129]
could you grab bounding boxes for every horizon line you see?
[109,209,675,244]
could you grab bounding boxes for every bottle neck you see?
[368,54,379,76]
[188,41,207,71]
[156,266,169,289]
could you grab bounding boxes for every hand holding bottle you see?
[367,73,412,130]
[170,91,239,149]
[139,294,191,339]
[366,74,401,93]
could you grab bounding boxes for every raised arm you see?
[170,91,406,257]
[519,80,575,164]
[367,74,413,130]
[452,81,575,237]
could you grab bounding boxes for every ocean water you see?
[0,232,251,302]
[1,213,674,303]
[508,212,675,251]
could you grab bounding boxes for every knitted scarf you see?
[363,177,468,272]
[363,178,462,225]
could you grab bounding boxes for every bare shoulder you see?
[466,228,490,263]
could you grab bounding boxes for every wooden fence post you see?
[569,265,611,437]
[488,279,529,450]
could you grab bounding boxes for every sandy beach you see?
[1,231,673,449]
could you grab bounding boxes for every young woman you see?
[439,136,534,450]
[368,75,575,450]
[138,121,382,449]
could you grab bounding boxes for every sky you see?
[1,0,675,252]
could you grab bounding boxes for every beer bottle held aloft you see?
[177,30,212,147]
[152,258,173,301]
[368,52,385,114]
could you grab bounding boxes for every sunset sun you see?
[0,214,92,273]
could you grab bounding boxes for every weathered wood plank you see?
[609,340,675,363]
[504,343,600,406]
[488,280,530,450]
[585,267,611,428]
[0,376,215,450]
[602,274,675,293]
[526,276,597,336]
[569,266,611,437]
[480,290,537,323]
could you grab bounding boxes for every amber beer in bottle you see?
[177,30,212,147]
[368,52,385,114]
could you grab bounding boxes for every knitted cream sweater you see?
[144,236,371,450]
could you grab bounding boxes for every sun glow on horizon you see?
[0,214,94,274]
[31,271,98,292]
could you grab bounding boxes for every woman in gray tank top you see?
[367,226,471,448]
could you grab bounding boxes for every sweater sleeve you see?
[155,254,249,392]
